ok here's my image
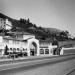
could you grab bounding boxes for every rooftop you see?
[39,39,52,43]
[3,35,35,41]
[7,31,33,35]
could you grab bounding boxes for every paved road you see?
[0,55,75,75]
[67,69,75,75]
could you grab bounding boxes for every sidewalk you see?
[0,55,56,62]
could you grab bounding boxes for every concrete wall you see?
[60,47,75,55]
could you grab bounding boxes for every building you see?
[39,40,54,56]
[5,19,12,30]
[0,18,6,29]
[60,47,75,55]
[0,32,39,56]
[0,31,58,57]
[0,18,12,30]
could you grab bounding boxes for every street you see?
[0,55,75,75]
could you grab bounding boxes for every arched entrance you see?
[30,42,37,56]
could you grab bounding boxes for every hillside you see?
[0,13,62,32]
[0,13,71,43]
[44,28,62,34]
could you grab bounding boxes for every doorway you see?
[30,42,37,56]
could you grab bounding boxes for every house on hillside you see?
[0,18,12,30]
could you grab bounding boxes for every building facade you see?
[0,31,57,57]
[0,32,40,56]
[0,18,12,30]
[39,40,55,56]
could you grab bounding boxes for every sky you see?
[0,0,75,36]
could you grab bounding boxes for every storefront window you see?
[45,49,49,54]
[40,49,44,54]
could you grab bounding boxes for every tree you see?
[19,18,26,24]
[4,45,9,55]
[11,26,17,31]
[64,30,69,38]
[33,24,37,28]
[27,18,30,23]
[58,31,69,41]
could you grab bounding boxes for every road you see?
[66,69,75,75]
[0,54,75,75]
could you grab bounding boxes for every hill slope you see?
[0,13,70,42]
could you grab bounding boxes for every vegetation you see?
[4,45,9,55]
[0,13,74,45]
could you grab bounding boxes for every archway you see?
[30,42,37,56]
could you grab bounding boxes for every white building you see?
[5,19,12,30]
[0,31,57,57]
[0,18,6,29]
[39,40,54,56]
[0,32,39,56]
[0,18,12,30]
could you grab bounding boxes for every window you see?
[13,48,16,52]
[45,49,49,54]
[4,21,6,24]
[10,48,12,51]
[17,48,19,51]
[23,48,25,51]
[4,25,5,27]
[40,49,44,54]
[1,18,2,21]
